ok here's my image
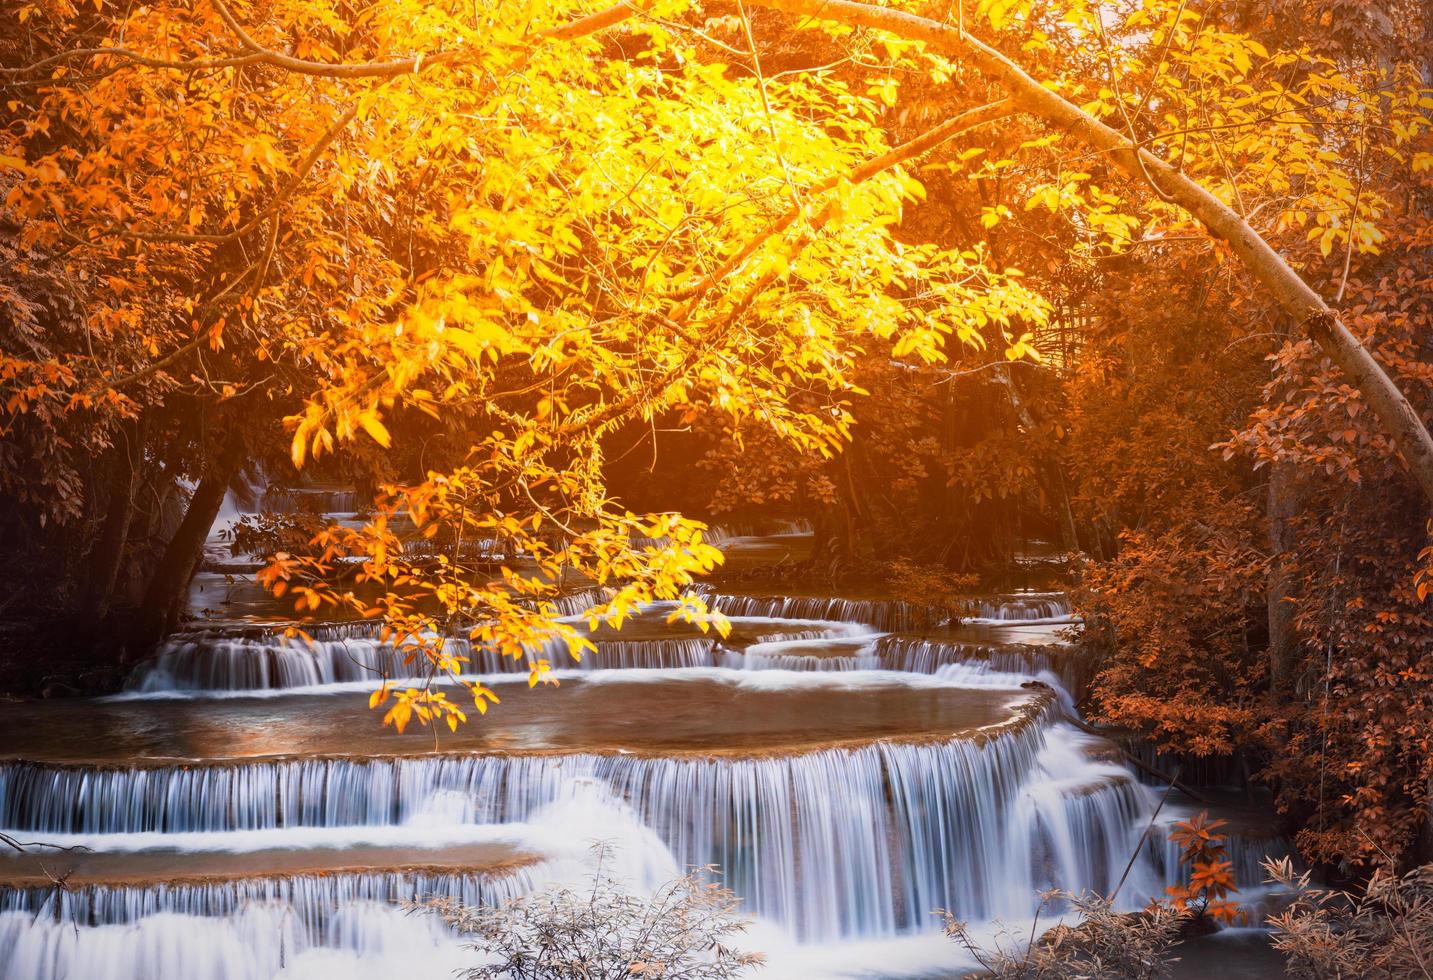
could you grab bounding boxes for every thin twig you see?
[1112,763,1182,902]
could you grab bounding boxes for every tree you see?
[3,0,1429,742]
[4,0,1052,719]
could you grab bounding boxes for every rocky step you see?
[1,846,539,927]
[1,671,1039,766]
[0,834,536,891]
[697,590,1075,632]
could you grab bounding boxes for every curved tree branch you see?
[670,99,1011,310]
[22,0,1432,505]
[757,0,1433,508]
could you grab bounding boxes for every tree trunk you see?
[1055,464,1081,559]
[132,442,244,654]
[998,364,1080,556]
[81,420,144,622]
[759,0,1433,509]
[1267,461,1303,703]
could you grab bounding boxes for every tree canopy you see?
[3,0,1431,845]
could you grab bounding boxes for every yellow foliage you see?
[8,0,1424,730]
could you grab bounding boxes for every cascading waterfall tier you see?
[125,606,882,693]
[127,634,723,693]
[876,635,1090,698]
[258,486,361,514]
[954,591,1074,624]
[1,863,540,929]
[701,593,954,631]
[0,903,454,980]
[722,636,881,671]
[0,691,1178,943]
[3,562,1285,979]
[700,590,1074,630]
[0,684,1047,836]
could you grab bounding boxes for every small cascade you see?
[128,635,425,691]
[700,590,1073,631]
[580,638,717,670]
[542,586,618,619]
[704,519,814,545]
[0,865,539,928]
[0,703,1189,943]
[259,486,362,514]
[0,904,460,980]
[1005,726,1163,903]
[876,636,1089,697]
[398,535,512,562]
[720,651,879,671]
[751,628,855,644]
[1151,824,1294,894]
[303,618,389,641]
[954,591,1075,625]
[126,634,722,693]
[722,636,882,671]
[702,593,953,632]
[627,519,813,551]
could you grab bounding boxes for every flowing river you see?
[0,518,1283,978]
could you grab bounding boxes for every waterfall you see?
[0,865,540,928]
[259,486,362,514]
[398,537,512,561]
[702,593,954,632]
[701,591,1075,630]
[124,601,889,693]
[0,702,1185,942]
[3,577,1290,978]
[126,634,721,693]
[0,782,685,980]
[544,586,618,619]
[0,903,479,980]
[751,628,860,643]
[127,635,426,692]
[954,592,1075,625]
[627,519,814,551]
[876,636,1089,698]
[722,636,882,671]
[704,519,813,544]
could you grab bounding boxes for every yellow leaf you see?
[290,425,308,469]
[359,412,391,448]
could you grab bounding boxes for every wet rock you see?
[77,667,124,694]
[39,678,83,699]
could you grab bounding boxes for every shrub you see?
[942,890,1186,980]
[1163,812,1242,927]
[426,848,763,980]
[1264,857,1433,979]
[941,811,1248,977]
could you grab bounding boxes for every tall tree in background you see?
[1,0,1429,861]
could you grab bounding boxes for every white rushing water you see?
[125,633,726,693]
[2,570,1279,980]
[123,609,881,695]
[700,590,1076,631]
[0,705,1173,931]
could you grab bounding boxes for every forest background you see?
[2,0,1431,877]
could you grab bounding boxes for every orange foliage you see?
[1164,812,1243,926]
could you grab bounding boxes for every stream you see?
[0,512,1287,978]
